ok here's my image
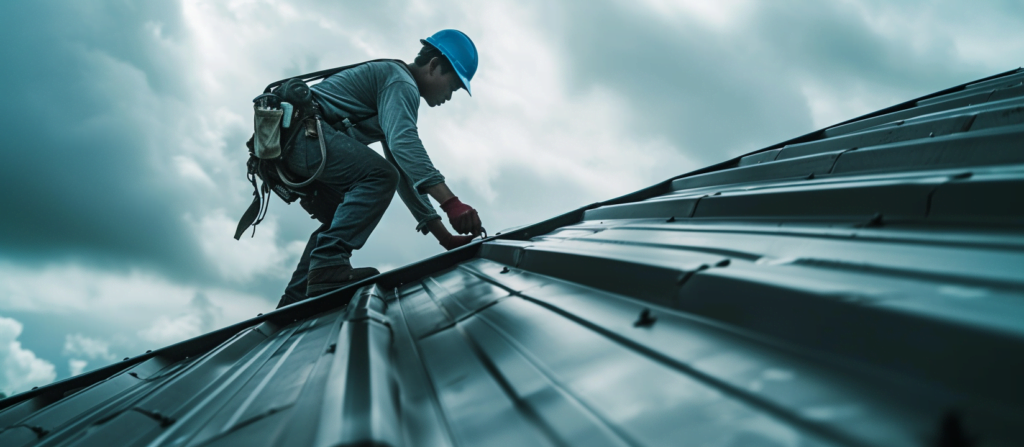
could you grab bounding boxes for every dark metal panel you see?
[573,225,1024,287]
[186,409,294,447]
[460,258,552,293]
[60,323,282,446]
[691,176,940,221]
[963,69,1024,91]
[880,97,1024,133]
[516,240,726,306]
[0,427,37,446]
[814,96,1024,148]
[454,315,634,447]
[831,124,1024,175]
[472,295,841,447]
[928,167,1024,225]
[313,286,401,447]
[0,356,173,447]
[675,265,1024,410]
[778,115,975,160]
[421,269,513,321]
[968,103,1024,131]
[409,275,638,447]
[671,151,844,191]
[823,90,992,138]
[389,287,458,447]
[0,398,53,433]
[987,83,1024,103]
[738,148,782,166]
[533,227,605,241]
[165,316,338,447]
[916,87,997,107]
[478,239,532,267]
[398,282,456,340]
[414,322,560,446]
[582,195,700,221]
[465,267,942,446]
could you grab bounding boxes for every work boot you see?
[306,266,380,296]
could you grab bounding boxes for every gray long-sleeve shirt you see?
[310,60,444,233]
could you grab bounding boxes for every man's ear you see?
[428,57,442,75]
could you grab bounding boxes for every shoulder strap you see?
[262,58,407,93]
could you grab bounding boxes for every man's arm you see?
[375,76,483,240]
[423,182,455,204]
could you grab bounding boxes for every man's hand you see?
[439,234,476,250]
[440,196,482,235]
[427,218,477,251]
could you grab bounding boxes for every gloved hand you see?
[438,233,477,251]
[440,196,482,235]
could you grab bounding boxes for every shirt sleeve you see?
[382,141,442,233]
[376,81,446,194]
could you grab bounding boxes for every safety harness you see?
[234,59,406,240]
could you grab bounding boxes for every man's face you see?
[421,58,463,107]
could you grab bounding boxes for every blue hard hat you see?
[422,29,478,96]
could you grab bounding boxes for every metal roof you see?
[2,68,1023,447]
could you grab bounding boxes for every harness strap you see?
[262,58,404,92]
[276,118,328,189]
[234,162,263,240]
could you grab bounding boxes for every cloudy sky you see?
[0,0,1020,396]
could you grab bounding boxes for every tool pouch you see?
[253,107,284,159]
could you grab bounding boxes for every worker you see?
[276,30,483,308]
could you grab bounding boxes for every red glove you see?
[440,196,482,235]
[439,233,476,250]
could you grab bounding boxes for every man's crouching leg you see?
[276,125,400,307]
[277,225,323,308]
[305,147,399,297]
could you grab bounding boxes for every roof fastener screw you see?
[257,313,263,316]
[146,350,152,354]
[716,259,731,267]
[667,216,676,222]
[326,343,337,354]
[123,357,129,361]
[32,386,38,390]
[634,308,657,328]
[952,172,973,180]
[806,173,815,180]
[500,267,510,274]
[929,132,935,137]
[896,120,905,125]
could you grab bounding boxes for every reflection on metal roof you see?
[3,68,1024,446]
